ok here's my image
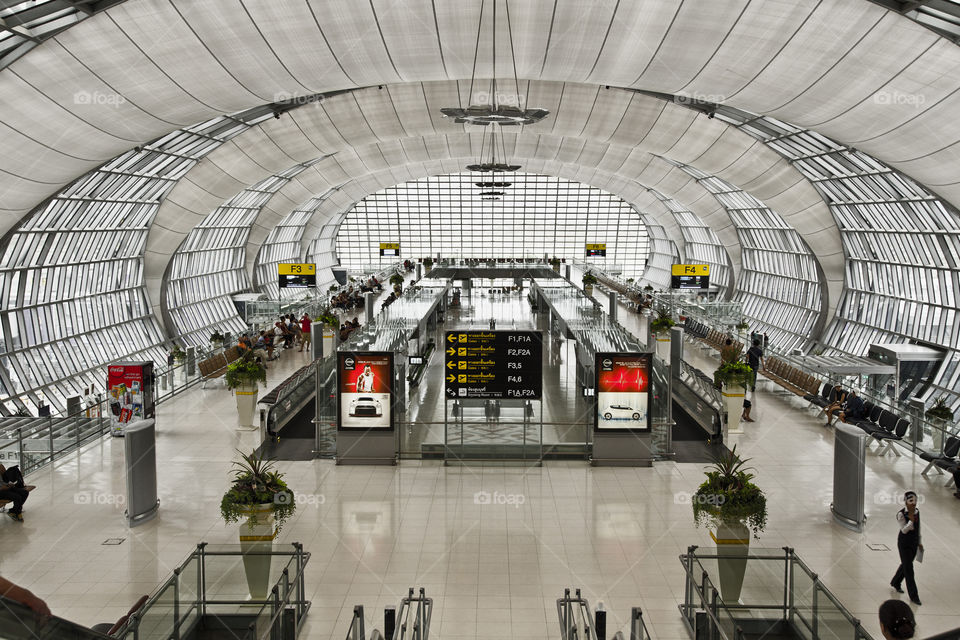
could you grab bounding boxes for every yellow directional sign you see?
[671,264,709,276]
[443,331,543,399]
[278,263,315,275]
[585,243,606,251]
[379,242,400,250]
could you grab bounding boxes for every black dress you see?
[891,507,920,601]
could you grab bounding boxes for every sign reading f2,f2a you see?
[443,331,542,399]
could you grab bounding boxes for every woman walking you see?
[890,491,923,605]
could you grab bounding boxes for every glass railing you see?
[679,546,873,640]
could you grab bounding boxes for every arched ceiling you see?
[142,81,842,320]
[2,0,960,244]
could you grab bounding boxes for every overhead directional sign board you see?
[379,242,400,257]
[585,243,607,257]
[444,331,543,399]
[671,263,710,289]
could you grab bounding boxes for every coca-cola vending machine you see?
[106,361,155,436]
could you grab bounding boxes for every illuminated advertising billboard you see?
[337,352,393,430]
[595,353,651,432]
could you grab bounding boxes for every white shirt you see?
[896,508,920,542]
[356,371,374,393]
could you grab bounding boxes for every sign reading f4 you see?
[671,264,710,276]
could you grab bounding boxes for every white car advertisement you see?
[595,354,651,432]
[338,352,393,429]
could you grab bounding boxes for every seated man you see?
[838,390,867,424]
[0,464,29,522]
[824,385,848,427]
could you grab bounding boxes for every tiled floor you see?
[2,290,960,640]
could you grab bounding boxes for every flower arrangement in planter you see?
[926,396,955,421]
[316,311,338,328]
[328,284,340,293]
[220,450,296,532]
[389,273,404,288]
[549,257,561,271]
[422,257,434,269]
[713,359,754,390]
[225,351,267,390]
[649,309,675,334]
[643,284,654,292]
[735,320,749,332]
[209,330,225,349]
[581,272,598,285]
[170,344,186,364]
[692,446,767,537]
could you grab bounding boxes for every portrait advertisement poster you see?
[338,352,393,430]
[106,361,155,436]
[595,353,651,432]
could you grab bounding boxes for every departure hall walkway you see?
[1,285,959,640]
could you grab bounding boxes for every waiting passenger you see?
[745,339,765,392]
[824,385,848,427]
[720,338,739,364]
[0,464,29,522]
[838,390,867,424]
[878,599,915,640]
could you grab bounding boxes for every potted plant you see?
[925,396,955,450]
[389,273,404,291]
[225,351,267,428]
[220,450,296,599]
[328,284,339,294]
[650,309,675,336]
[422,257,434,271]
[735,320,749,332]
[692,446,767,602]
[643,284,654,293]
[713,360,754,434]
[582,271,598,296]
[210,330,225,350]
[549,257,561,272]
[170,344,186,365]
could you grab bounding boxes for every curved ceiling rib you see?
[3,0,960,238]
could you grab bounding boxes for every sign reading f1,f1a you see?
[444,331,542,399]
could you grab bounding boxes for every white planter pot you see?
[239,504,276,599]
[235,383,258,427]
[930,418,946,451]
[583,284,594,297]
[722,385,745,434]
[654,333,671,359]
[712,521,750,603]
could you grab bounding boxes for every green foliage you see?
[643,284,654,291]
[582,272,598,285]
[220,450,296,532]
[625,278,635,284]
[209,330,225,343]
[735,320,749,331]
[389,273,404,286]
[316,312,338,327]
[170,344,186,362]
[328,284,339,293]
[549,257,561,267]
[714,359,754,389]
[926,396,955,421]
[422,257,434,267]
[225,351,267,389]
[650,308,675,334]
[692,446,767,537]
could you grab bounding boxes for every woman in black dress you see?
[890,491,923,605]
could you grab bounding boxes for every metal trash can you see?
[831,423,867,531]
[124,419,159,527]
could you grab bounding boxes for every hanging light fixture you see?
[466,122,521,172]
[475,181,512,188]
[441,0,549,126]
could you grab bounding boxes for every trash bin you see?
[124,419,159,527]
[831,423,867,531]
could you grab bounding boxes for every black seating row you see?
[852,401,911,455]
[919,436,960,476]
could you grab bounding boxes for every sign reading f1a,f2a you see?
[444,331,542,399]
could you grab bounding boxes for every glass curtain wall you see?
[714,108,960,408]
[0,116,261,414]
[254,191,337,300]
[664,159,822,351]
[648,189,732,296]
[165,162,316,346]
[335,172,650,279]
